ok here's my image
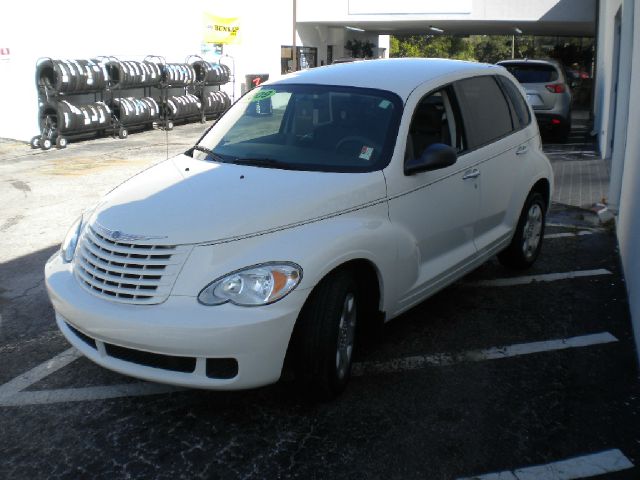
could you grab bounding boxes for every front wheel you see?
[498,191,546,269]
[293,269,359,400]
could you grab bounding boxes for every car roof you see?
[271,58,501,100]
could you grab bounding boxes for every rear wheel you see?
[498,191,546,269]
[293,269,359,400]
[30,136,41,149]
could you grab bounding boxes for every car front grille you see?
[73,225,190,304]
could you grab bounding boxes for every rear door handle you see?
[516,144,529,155]
[462,169,480,180]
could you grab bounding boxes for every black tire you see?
[41,138,52,150]
[498,191,547,269]
[118,128,128,139]
[30,136,41,149]
[55,136,67,149]
[293,269,359,400]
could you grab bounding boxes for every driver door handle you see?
[462,168,480,180]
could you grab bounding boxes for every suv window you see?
[405,89,464,162]
[500,63,559,83]
[497,76,531,130]
[454,76,513,148]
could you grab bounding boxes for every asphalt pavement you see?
[0,120,638,479]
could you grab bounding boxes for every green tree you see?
[391,35,475,60]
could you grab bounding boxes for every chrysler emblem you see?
[93,222,168,242]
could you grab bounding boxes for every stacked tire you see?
[161,63,196,86]
[191,61,231,85]
[110,97,160,125]
[105,60,162,88]
[202,91,231,115]
[164,94,202,129]
[36,58,108,93]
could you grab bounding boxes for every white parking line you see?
[546,222,602,231]
[466,269,611,288]
[457,448,634,480]
[352,332,618,377]
[0,384,182,407]
[0,332,618,406]
[0,347,81,398]
[545,231,593,239]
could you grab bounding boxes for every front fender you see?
[172,203,419,316]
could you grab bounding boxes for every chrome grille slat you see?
[76,256,172,287]
[82,240,184,266]
[74,225,190,305]
[87,229,176,256]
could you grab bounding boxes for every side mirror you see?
[404,143,457,175]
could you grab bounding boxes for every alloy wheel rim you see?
[522,203,543,260]
[336,292,357,380]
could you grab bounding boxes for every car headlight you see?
[61,215,84,263]
[198,262,303,306]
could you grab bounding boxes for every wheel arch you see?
[531,177,551,211]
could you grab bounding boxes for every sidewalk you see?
[544,109,610,209]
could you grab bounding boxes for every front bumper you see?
[45,252,308,389]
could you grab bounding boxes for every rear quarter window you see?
[497,76,531,130]
[454,75,513,149]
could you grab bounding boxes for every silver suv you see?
[498,59,572,141]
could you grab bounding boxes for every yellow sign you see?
[203,14,241,44]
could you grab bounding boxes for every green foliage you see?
[390,35,475,60]
[345,39,375,58]
[391,34,594,68]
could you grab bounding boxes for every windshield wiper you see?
[232,158,300,170]
[192,145,226,163]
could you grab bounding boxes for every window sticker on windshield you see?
[378,100,391,109]
[359,146,374,161]
[249,89,276,103]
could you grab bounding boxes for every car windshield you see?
[502,63,559,83]
[193,84,403,172]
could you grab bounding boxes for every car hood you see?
[90,154,387,245]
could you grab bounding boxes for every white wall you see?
[615,0,640,364]
[297,0,594,23]
[0,0,301,141]
[593,0,622,158]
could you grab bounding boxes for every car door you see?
[386,86,481,314]
[453,75,531,255]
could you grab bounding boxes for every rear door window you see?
[454,76,513,149]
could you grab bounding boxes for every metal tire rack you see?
[102,56,163,139]
[32,58,112,150]
[32,55,234,149]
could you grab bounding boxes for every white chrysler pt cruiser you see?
[45,59,553,399]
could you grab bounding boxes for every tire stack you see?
[105,60,162,89]
[105,59,163,138]
[189,60,232,120]
[201,91,231,116]
[163,94,202,129]
[161,63,197,87]
[36,59,108,93]
[109,97,160,133]
[33,58,110,150]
